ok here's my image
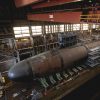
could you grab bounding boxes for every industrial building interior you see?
[0,0,100,100]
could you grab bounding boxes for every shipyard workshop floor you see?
[0,0,100,100]
[1,66,100,100]
[62,74,100,100]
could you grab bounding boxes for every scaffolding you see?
[81,14,100,23]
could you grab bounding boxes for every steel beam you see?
[14,0,43,7]
[27,12,81,23]
[32,0,81,9]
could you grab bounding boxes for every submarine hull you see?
[8,41,100,82]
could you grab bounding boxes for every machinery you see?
[58,32,77,48]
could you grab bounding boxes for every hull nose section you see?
[8,61,33,82]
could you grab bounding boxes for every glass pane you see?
[22,30,29,33]
[83,24,88,30]
[22,34,30,36]
[21,27,29,30]
[13,27,21,31]
[31,26,42,35]
[59,25,64,32]
[14,31,21,34]
[15,34,22,38]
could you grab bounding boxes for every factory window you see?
[92,24,96,29]
[13,27,30,38]
[83,24,89,30]
[66,24,69,31]
[73,24,80,31]
[54,25,58,33]
[31,26,42,35]
[45,25,59,33]
[51,25,54,33]
[59,25,64,32]
[51,25,58,33]
[95,24,99,29]
[45,25,51,34]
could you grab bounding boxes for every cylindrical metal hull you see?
[8,41,100,82]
